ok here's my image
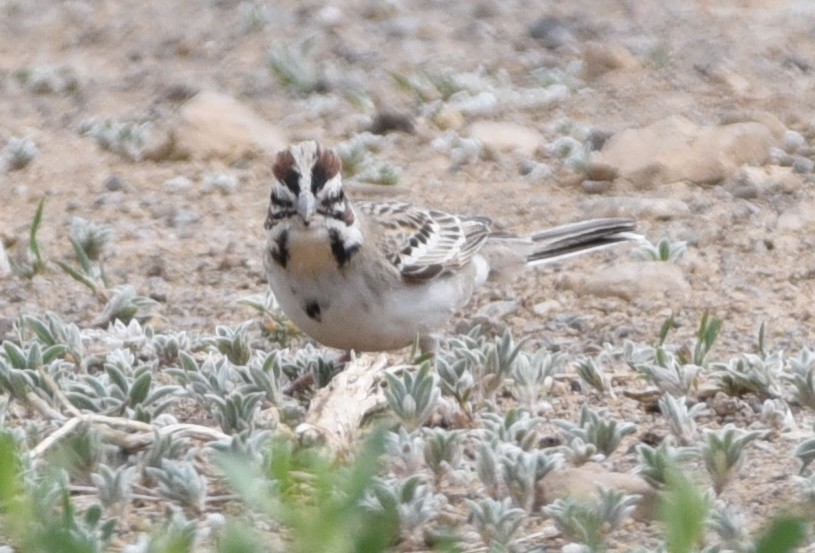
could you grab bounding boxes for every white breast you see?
[264,229,475,351]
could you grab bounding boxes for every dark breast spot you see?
[270,230,290,268]
[304,300,322,322]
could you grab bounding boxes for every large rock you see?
[591,115,777,188]
[538,463,657,521]
[562,261,690,301]
[171,90,287,161]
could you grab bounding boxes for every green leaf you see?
[105,364,129,395]
[83,504,103,527]
[3,342,27,369]
[55,260,99,293]
[69,236,93,273]
[753,516,806,553]
[42,344,67,364]
[658,312,674,347]
[661,468,707,553]
[0,431,22,504]
[29,197,45,267]
[129,372,152,406]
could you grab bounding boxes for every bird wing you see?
[357,201,491,281]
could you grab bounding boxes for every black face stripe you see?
[328,228,360,267]
[304,300,322,322]
[272,191,294,208]
[270,230,290,268]
[311,162,327,194]
[283,170,300,194]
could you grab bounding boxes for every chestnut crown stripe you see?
[271,145,342,195]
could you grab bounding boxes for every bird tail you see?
[524,218,642,266]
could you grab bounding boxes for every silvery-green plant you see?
[435,354,474,414]
[145,459,208,513]
[385,427,425,474]
[239,1,271,31]
[212,322,253,366]
[785,347,815,409]
[2,136,38,170]
[574,357,611,394]
[267,40,324,95]
[635,440,698,489]
[356,163,401,186]
[208,429,272,465]
[203,172,239,195]
[760,398,795,432]
[58,217,113,294]
[466,497,526,552]
[0,340,70,402]
[150,331,191,366]
[710,352,783,399]
[69,217,113,262]
[384,363,440,431]
[636,352,700,397]
[701,425,761,494]
[14,64,79,95]
[23,312,83,364]
[556,404,636,458]
[86,118,150,161]
[477,329,526,399]
[544,486,640,552]
[422,427,461,480]
[237,351,285,406]
[439,328,524,402]
[561,436,603,466]
[391,69,468,103]
[479,408,539,452]
[632,237,688,262]
[475,441,500,498]
[138,429,189,471]
[794,435,815,474]
[708,501,750,551]
[511,347,563,411]
[98,286,159,326]
[168,352,237,398]
[279,343,341,389]
[128,512,198,553]
[64,351,178,422]
[659,394,708,446]
[500,448,560,512]
[90,463,135,510]
[365,475,445,538]
[206,390,265,433]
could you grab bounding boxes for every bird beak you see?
[297,191,316,223]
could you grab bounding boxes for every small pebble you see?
[792,156,814,174]
[528,16,576,50]
[783,130,806,154]
[104,174,127,191]
[582,179,612,195]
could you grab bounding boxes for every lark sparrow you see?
[263,141,641,352]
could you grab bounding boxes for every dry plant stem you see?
[39,365,82,417]
[24,391,67,421]
[31,414,231,461]
[297,353,388,456]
